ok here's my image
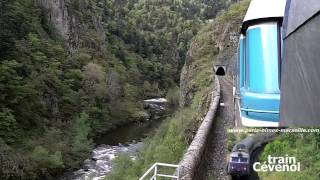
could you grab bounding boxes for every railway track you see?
[228,134,274,180]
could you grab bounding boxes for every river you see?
[61,99,168,180]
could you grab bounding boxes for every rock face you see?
[179,39,201,107]
[191,1,250,179]
[36,0,106,52]
[180,1,245,108]
[36,0,70,38]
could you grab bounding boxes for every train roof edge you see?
[280,0,320,126]
[241,0,286,34]
[283,0,320,37]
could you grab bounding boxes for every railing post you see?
[140,163,180,180]
[154,165,157,180]
[177,166,180,179]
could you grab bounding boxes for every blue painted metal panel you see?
[240,91,280,122]
[246,25,280,93]
[239,23,281,124]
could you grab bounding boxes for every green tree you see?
[30,146,64,170]
[0,108,17,143]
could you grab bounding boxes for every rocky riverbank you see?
[60,98,168,180]
[61,143,143,180]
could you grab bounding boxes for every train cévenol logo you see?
[253,155,301,172]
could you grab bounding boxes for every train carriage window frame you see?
[239,35,246,89]
[231,157,240,162]
[278,25,283,88]
[231,156,249,163]
[239,157,248,163]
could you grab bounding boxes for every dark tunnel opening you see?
[216,66,226,76]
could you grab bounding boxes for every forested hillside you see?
[0,0,236,179]
[107,1,250,179]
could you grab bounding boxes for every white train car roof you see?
[241,0,287,33]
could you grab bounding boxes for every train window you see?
[236,144,246,150]
[231,157,240,162]
[240,157,248,162]
[246,23,280,93]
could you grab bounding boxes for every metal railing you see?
[139,163,180,180]
[241,108,280,114]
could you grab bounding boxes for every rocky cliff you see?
[179,0,248,107]
[36,0,106,52]
[0,0,248,179]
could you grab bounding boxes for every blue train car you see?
[236,0,286,127]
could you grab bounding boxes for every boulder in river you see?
[143,98,168,120]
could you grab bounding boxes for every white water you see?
[62,142,143,180]
[61,98,167,180]
[144,98,168,103]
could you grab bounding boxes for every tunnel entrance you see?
[215,66,226,76]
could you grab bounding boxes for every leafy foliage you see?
[259,133,320,180]
[106,7,222,180]
[0,108,17,143]
[0,0,236,179]
[106,1,250,179]
[166,86,180,106]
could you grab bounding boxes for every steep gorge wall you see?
[178,1,250,179]
[180,0,248,107]
[36,0,106,52]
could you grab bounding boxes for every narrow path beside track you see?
[193,75,264,180]
[194,76,234,180]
